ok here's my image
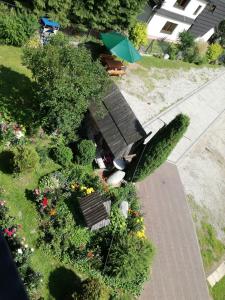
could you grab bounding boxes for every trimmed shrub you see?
[207,43,223,62]
[0,4,38,46]
[76,140,96,165]
[50,142,73,167]
[13,145,39,172]
[178,30,195,51]
[129,22,148,49]
[132,114,190,181]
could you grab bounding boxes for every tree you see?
[131,114,190,181]
[23,33,109,140]
[32,0,72,27]
[129,22,148,49]
[71,0,147,31]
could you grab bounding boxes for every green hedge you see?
[132,114,190,181]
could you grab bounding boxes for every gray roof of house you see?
[89,82,146,158]
[189,0,225,37]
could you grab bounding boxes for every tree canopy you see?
[23,33,109,139]
[71,0,147,31]
[11,0,147,30]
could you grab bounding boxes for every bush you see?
[129,22,148,49]
[167,43,179,60]
[13,145,39,172]
[178,30,195,51]
[132,114,190,181]
[0,4,38,46]
[207,43,223,62]
[106,234,154,285]
[76,140,96,165]
[196,40,209,57]
[50,142,73,167]
[72,278,109,300]
[36,146,49,165]
[182,45,200,63]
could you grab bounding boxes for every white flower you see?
[31,248,34,252]
[24,244,28,248]
[17,248,23,254]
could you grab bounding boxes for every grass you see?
[197,221,225,271]
[0,45,83,299]
[211,275,225,300]
[0,45,31,77]
[139,55,219,70]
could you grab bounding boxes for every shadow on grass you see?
[65,194,86,227]
[48,267,82,300]
[0,151,14,174]
[0,66,40,128]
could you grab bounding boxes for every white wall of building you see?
[147,14,191,41]
[196,27,215,41]
[162,0,207,19]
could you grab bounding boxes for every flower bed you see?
[0,113,26,147]
[0,200,41,298]
[31,168,154,297]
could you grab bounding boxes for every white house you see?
[138,0,225,42]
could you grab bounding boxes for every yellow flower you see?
[86,187,95,195]
[136,230,145,239]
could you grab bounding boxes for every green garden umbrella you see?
[100,32,142,63]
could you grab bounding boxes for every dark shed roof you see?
[80,192,110,228]
[89,83,146,158]
[0,233,28,300]
[189,0,225,37]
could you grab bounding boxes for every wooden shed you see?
[88,82,146,159]
[79,192,111,231]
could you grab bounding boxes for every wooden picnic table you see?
[100,55,126,76]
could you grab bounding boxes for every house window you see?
[193,5,202,15]
[174,0,191,10]
[208,4,216,13]
[160,21,178,34]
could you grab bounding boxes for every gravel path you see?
[117,64,225,125]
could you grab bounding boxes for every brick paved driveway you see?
[136,162,210,300]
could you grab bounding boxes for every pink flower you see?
[4,228,16,237]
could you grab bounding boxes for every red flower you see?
[4,228,16,237]
[41,197,48,208]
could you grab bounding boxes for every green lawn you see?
[139,55,218,70]
[197,221,225,272]
[0,45,83,299]
[211,275,225,300]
